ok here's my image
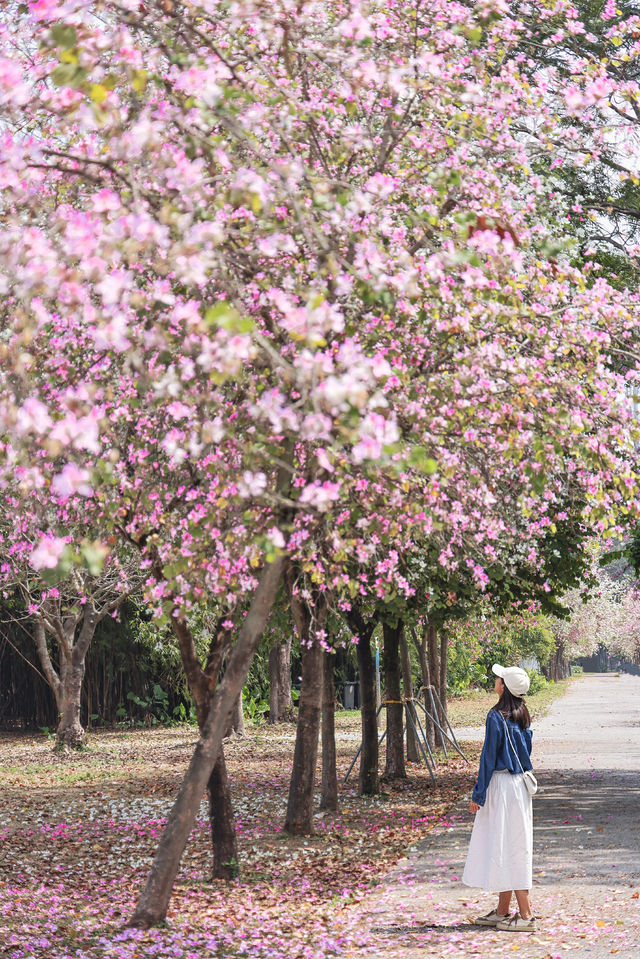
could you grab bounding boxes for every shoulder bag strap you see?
[502,714,525,774]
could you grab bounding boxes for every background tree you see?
[0,511,138,747]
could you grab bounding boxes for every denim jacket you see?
[472,708,533,806]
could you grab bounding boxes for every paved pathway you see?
[349,673,640,958]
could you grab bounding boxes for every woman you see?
[462,663,536,932]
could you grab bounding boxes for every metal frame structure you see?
[343,684,468,785]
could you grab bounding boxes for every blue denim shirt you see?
[472,708,533,806]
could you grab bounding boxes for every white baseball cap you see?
[492,663,530,697]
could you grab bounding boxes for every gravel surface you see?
[348,673,640,958]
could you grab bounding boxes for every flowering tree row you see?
[0,0,639,927]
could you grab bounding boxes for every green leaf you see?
[50,63,79,87]
[204,302,254,333]
[80,540,108,576]
[50,25,78,50]
[408,447,438,474]
[131,69,148,94]
[89,83,108,104]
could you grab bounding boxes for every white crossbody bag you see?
[503,715,538,797]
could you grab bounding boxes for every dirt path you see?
[347,673,640,958]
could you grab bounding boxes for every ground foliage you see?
[0,720,480,959]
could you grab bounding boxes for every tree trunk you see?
[284,634,323,833]
[33,620,62,712]
[128,554,286,928]
[400,626,418,762]
[284,576,328,834]
[320,650,338,811]
[411,622,435,751]
[355,622,379,795]
[268,635,293,722]
[548,640,569,682]
[207,749,237,879]
[172,610,239,880]
[439,629,448,725]
[427,621,439,749]
[383,620,406,780]
[225,693,246,737]
[56,657,86,748]
[54,611,98,749]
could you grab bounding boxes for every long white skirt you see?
[462,770,533,892]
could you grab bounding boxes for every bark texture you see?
[412,622,435,750]
[344,607,379,795]
[207,750,238,877]
[439,629,449,725]
[547,640,570,681]
[383,620,406,780]
[283,568,329,834]
[171,608,238,880]
[354,616,379,795]
[268,635,294,722]
[128,554,286,928]
[225,693,246,738]
[320,649,338,811]
[400,627,418,762]
[32,605,102,749]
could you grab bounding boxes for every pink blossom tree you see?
[551,560,640,670]
[0,488,140,747]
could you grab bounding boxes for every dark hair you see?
[493,685,531,730]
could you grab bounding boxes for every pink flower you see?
[30,535,66,571]
[15,397,52,435]
[29,0,62,21]
[92,189,121,213]
[299,481,341,511]
[267,527,286,549]
[51,463,93,500]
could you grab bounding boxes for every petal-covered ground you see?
[0,717,480,959]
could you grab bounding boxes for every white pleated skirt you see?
[462,770,533,892]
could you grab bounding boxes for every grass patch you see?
[447,675,575,728]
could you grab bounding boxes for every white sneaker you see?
[474,909,510,927]
[496,912,537,932]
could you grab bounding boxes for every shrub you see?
[526,669,548,695]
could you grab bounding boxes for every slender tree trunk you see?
[129,554,286,928]
[284,635,323,832]
[355,623,379,795]
[284,577,328,834]
[383,621,405,780]
[33,619,62,712]
[172,611,238,880]
[320,650,338,811]
[268,635,293,722]
[428,623,438,702]
[411,622,435,751]
[439,629,448,725]
[207,750,237,879]
[400,627,418,762]
[427,621,439,748]
[225,693,246,737]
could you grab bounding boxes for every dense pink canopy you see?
[0,0,638,611]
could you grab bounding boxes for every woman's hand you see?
[469,800,480,814]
